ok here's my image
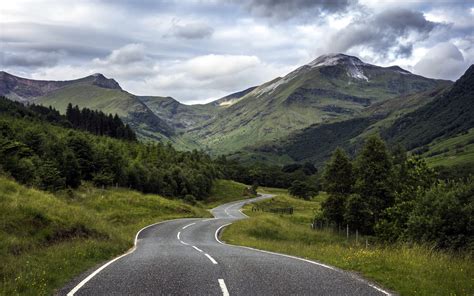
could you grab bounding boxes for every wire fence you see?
[311,219,374,248]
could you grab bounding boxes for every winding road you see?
[59,194,391,295]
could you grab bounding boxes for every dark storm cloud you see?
[1,50,64,68]
[1,22,132,60]
[231,0,352,20]
[169,22,214,39]
[329,8,438,58]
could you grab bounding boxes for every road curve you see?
[59,194,391,296]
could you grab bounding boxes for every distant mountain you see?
[238,65,473,168]
[178,53,451,154]
[384,64,474,149]
[0,71,173,140]
[0,53,458,161]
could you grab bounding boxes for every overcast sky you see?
[1,0,473,104]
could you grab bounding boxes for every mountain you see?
[0,71,174,140]
[239,65,473,168]
[179,53,451,154]
[384,64,474,149]
[0,53,455,159]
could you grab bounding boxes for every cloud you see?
[182,54,260,79]
[1,50,64,68]
[231,0,352,21]
[327,8,438,59]
[92,43,157,80]
[169,21,214,39]
[414,42,469,80]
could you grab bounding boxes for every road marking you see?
[179,240,189,246]
[203,218,216,222]
[177,231,181,240]
[224,204,235,218]
[67,251,131,296]
[213,221,391,296]
[67,218,197,295]
[182,222,196,229]
[192,245,203,253]
[218,279,230,296]
[204,253,218,264]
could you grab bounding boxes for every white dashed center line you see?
[218,279,230,296]
[182,222,196,229]
[192,245,203,253]
[177,231,181,240]
[204,253,218,264]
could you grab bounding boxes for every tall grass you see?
[205,179,252,208]
[222,190,474,295]
[0,177,211,295]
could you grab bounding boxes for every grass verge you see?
[222,188,474,296]
[204,179,253,208]
[0,176,212,295]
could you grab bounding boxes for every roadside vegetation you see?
[222,189,474,295]
[205,179,255,208]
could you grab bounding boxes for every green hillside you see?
[0,176,212,295]
[180,54,450,155]
[384,65,474,150]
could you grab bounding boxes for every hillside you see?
[0,54,454,157]
[239,65,472,169]
[384,64,474,150]
[0,72,174,141]
[0,175,212,295]
[180,54,451,154]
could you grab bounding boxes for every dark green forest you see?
[318,136,473,251]
[0,97,218,199]
[0,97,136,141]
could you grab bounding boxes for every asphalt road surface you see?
[59,194,391,296]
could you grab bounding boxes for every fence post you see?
[346,224,349,240]
[365,238,368,249]
[356,229,359,244]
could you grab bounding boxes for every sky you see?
[1,0,473,104]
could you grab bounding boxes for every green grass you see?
[422,128,474,167]
[204,179,253,208]
[0,176,212,295]
[222,189,474,295]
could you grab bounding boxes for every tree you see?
[322,147,354,195]
[289,180,314,200]
[354,135,394,231]
[37,160,65,191]
[321,148,354,226]
[344,194,373,234]
[61,150,81,188]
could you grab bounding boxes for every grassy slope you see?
[422,128,474,167]
[0,176,219,295]
[204,179,253,208]
[182,65,447,155]
[221,189,474,295]
[36,84,137,117]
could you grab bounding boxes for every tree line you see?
[317,135,473,251]
[66,103,136,141]
[0,97,135,141]
[0,96,217,199]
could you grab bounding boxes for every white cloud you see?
[2,0,473,103]
[414,42,469,80]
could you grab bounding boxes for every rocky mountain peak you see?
[89,73,122,90]
[308,53,367,68]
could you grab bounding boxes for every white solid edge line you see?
[177,231,181,240]
[204,253,218,264]
[218,279,230,296]
[214,224,392,296]
[182,222,196,229]
[67,218,196,296]
[192,245,203,253]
